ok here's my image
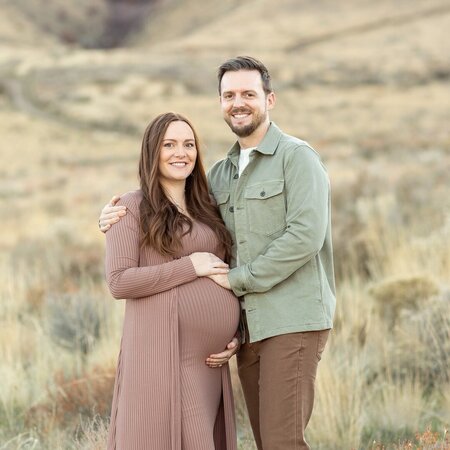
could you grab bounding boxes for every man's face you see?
[220,70,275,138]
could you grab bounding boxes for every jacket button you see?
[229,206,234,213]
[260,191,266,197]
[233,174,239,179]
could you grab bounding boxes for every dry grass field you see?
[0,0,449,448]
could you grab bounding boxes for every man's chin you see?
[228,124,256,138]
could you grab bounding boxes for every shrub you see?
[369,275,439,327]
[46,292,107,356]
[26,363,115,430]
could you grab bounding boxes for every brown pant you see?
[237,312,329,450]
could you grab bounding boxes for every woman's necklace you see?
[173,200,186,213]
[168,195,186,214]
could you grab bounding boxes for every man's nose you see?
[232,95,244,107]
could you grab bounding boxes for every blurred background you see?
[0,0,449,448]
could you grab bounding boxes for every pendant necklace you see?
[169,196,186,214]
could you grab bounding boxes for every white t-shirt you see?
[238,147,255,177]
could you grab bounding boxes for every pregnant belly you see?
[178,277,240,356]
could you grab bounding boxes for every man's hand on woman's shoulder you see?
[98,195,127,233]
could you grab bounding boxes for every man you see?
[99,56,336,450]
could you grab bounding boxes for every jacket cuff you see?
[228,265,251,297]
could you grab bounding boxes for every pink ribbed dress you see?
[105,190,240,450]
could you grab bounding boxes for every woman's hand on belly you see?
[189,252,229,277]
[205,337,240,368]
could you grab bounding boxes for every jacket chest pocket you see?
[244,180,286,236]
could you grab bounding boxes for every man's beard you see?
[225,107,267,138]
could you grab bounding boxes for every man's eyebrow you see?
[222,89,257,94]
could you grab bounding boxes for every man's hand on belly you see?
[207,273,231,290]
[205,337,239,368]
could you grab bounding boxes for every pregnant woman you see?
[105,112,240,450]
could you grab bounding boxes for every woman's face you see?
[158,121,197,185]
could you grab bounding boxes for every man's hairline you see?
[218,68,273,96]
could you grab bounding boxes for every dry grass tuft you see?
[371,426,450,449]
[394,291,450,390]
[73,415,109,450]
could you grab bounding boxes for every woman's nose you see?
[174,145,186,156]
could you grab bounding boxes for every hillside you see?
[1,0,448,243]
[0,2,59,47]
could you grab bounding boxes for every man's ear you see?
[267,92,276,111]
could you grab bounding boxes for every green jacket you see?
[207,123,336,342]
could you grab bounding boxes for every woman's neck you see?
[161,181,188,213]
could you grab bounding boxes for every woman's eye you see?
[163,143,173,147]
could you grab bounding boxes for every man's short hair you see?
[217,56,273,95]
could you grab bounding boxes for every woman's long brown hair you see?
[138,112,232,262]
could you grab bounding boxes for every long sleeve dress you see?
[105,190,240,450]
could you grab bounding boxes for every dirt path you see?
[287,3,450,51]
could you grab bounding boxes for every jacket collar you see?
[226,122,283,166]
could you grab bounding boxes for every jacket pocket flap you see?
[244,180,284,200]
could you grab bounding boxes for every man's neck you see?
[237,121,270,149]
